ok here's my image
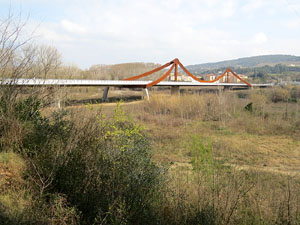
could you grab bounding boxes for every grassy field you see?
[50,86,300,224]
[1,86,300,224]
[129,88,300,224]
[65,88,300,175]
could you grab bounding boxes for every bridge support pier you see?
[57,99,61,109]
[143,88,150,101]
[171,86,180,95]
[102,87,109,102]
[223,86,231,91]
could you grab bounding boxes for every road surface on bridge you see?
[1,78,273,88]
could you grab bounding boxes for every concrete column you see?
[171,86,180,95]
[56,87,62,108]
[143,88,150,101]
[223,86,231,91]
[102,87,109,102]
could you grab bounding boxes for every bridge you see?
[1,58,272,101]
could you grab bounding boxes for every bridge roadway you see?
[1,78,273,101]
[1,78,272,87]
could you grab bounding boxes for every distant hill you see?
[186,55,300,72]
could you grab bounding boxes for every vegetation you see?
[3,86,300,225]
[133,88,300,225]
[1,10,300,225]
[1,97,165,224]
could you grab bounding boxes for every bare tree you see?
[58,64,83,79]
[35,45,62,78]
[0,10,36,80]
[0,10,36,114]
[0,10,62,112]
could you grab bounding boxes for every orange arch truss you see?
[124,58,252,88]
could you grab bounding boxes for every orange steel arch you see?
[146,64,175,88]
[124,58,252,88]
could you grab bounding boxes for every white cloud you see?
[161,0,182,8]
[13,0,298,67]
[248,38,300,57]
[242,0,264,13]
[286,1,300,12]
[220,0,238,18]
[32,22,73,42]
[241,0,282,16]
[61,19,86,34]
[39,28,67,41]
[252,32,268,44]
[282,20,300,29]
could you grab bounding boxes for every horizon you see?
[1,0,300,69]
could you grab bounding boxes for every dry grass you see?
[127,89,300,223]
[55,88,300,175]
[36,87,300,224]
[0,152,33,222]
[0,152,26,188]
[165,164,300,224]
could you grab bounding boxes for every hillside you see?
[186,54,300,72]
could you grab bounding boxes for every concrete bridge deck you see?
[1,78,273,88]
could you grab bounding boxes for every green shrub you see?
[190,136,214,174]
[16,102,164,224]
[54,105,164,224]
[13,96,43,122]
[0,95,44,152]
[1,95,165,224]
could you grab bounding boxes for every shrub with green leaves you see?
[0,93,165,224]
[16,102,164,224]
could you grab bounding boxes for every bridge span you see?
[1,78,272,87]
[1,58,273,101]
[1,78,272,101]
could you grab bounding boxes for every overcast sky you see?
[1,0,300,68]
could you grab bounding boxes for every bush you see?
[291,86,300,101]
[58,105,163,224]
[0,95,44,152]
[270,88,290,103]
[236,91,249,99]
[16,102,164,224]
